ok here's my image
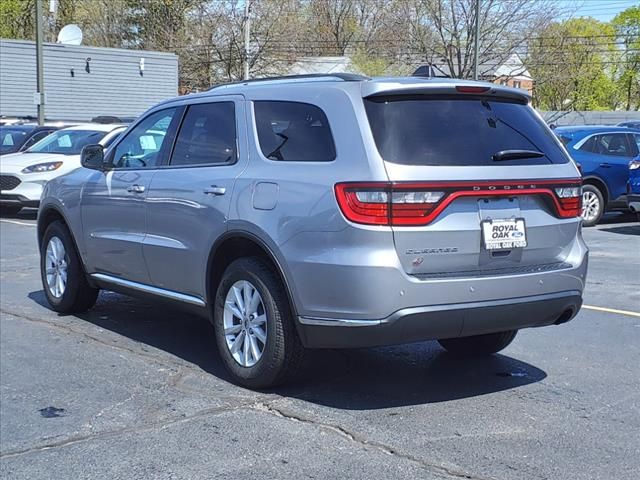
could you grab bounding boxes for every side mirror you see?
[81,144,108,171]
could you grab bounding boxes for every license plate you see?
[481,218,527,250]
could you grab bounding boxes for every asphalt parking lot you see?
[0,210,638,480]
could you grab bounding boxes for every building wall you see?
[0,39,178,121]
[493,76,533,95]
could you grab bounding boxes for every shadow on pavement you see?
[598,225,640,236]
[29,289,547,409]
[596,211,637,225]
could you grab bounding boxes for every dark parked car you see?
[555,126,640,226]
[0,124,62,155]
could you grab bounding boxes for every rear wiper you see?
[491,149,545,162]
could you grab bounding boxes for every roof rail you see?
[208,73,369,91]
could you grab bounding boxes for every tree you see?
[0,0,35,40]
[613,6,640,110]
[527,18,619,111]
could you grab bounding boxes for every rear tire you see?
[438,330,517,356]
[581,184,604,227]
[40,221,99,313]
[0,205,22,216]
[213,257,305,389]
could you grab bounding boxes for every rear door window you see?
[254,101,336,161]
[364,96,569,166]
[171,102,237,166]
[586,133,631,157]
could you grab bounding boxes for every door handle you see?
[599,163,611,168]
[127,184,145,194]
[203,185,226,196]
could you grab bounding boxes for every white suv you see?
[0,123,125,214]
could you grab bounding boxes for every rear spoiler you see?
[362,80,531,104]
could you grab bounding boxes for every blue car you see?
[555,126,640,226]
[628,156,640,219]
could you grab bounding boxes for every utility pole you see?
[35,0,45,124]
[243,0,251,80]
[473,0,480,81]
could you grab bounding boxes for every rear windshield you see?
[364,96,569,166]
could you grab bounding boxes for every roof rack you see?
[208,73,369,91]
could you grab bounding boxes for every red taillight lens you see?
[335,183,445,226]
[554,186,582,218]
[334,183,390,225]
[335,180,583,226]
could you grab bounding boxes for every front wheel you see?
[213,257,305,389]
[581,184,604,227]
[438,330,517,356]
[40,221,99,313]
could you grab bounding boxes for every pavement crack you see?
[248,402,493,480]
[0,402,252,460]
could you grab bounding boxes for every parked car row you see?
[554,125,640,226]
[0,123,126,214]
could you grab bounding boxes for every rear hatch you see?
[361,87,581,277]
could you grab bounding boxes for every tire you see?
[0,205,22,216]
[581,184,604,227]
[40,221,99,313]
[438,330,517,356]
[213,257,305,389]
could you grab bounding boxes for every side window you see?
[629,134,640,156]
[22,130,52,150]
[594,133,630,157]
[578,136,596,153]
[254,101,336,162]
[170,102,236,166]
[112,108,177,169]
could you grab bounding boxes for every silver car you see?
[38,74,588,388]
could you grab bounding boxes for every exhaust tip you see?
[555,308,574,325]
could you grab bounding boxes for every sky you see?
[557,0,638,22]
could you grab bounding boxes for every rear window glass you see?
[364,96,569,166]
[254,101,336,161]
[171,102,237,166]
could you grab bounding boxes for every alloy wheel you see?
[223,280,267,367]
[581,190,600,223]
[45,236,68,298]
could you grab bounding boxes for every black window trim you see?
[107,106,185,171]
[165,100,239,169]
[253,100,337,163]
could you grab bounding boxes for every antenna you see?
[57,24,83,46]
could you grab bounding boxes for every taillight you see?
[335,180,582,226]
[554,186,582,218]
[335,183,446,226]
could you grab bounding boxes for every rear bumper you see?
[627,194,640,213]
[298,290,582,348]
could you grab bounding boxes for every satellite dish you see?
[57,24,83,45]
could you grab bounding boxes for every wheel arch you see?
[582,176,610,206]
[37,205,90,274]
[205,230,299,319]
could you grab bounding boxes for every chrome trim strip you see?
[298,291,582,327]
[91,273,206,307]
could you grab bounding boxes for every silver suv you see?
[38,74,588,388]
